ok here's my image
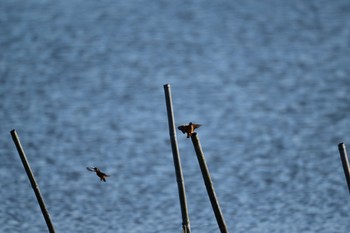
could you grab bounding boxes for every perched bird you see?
[87,167,110,182]
[178,122,201,138]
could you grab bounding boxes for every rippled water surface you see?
[1,0,350,232]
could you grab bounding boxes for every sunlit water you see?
[1,0,350,232]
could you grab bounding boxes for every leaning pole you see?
[11,129,56,233]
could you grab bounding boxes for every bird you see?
[178,122,201,138]
[87,167,110,182]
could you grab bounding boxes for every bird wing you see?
[192,124,202,129]
[178,125,187,134]
[86,167,95,172]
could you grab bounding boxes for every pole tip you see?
[10,129,16,134]
[338,142,345,150]
[163,83,170,88]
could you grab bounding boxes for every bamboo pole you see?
[191,133,229,233]
[163,84,191,233]
[338,142,350,194]
[10,129,56,233]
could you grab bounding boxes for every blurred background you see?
[1,0,350,232]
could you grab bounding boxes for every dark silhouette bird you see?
[178,122,201,138]
[87,167,110,182]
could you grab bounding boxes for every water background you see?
[1,0,350,232]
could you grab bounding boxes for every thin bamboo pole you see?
[338,142,350,194]
[10,129,56,233]
[191,133,229,233]
[163,84,191,233]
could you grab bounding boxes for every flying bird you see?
[87,167,110,182]
[178,122,201,138]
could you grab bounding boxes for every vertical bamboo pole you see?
[338,142,350,194]
[163,84,191,233]
[191,133,229,233]
[10,129,56,233]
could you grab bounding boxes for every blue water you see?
[1,0,350,232]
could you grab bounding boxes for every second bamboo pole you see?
[338,142,350,194]
[10,129,56,233]
[191,133,229,233]
[164,84,191,233]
